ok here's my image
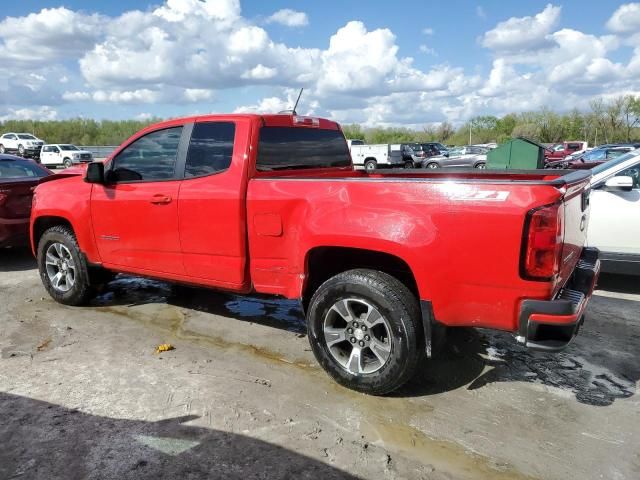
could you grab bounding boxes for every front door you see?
[91,125,187,275]
[588,159,640,255]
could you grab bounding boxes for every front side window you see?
[110,127,182,182]
[257,127,350,171]
[0,159,50,178]
[185,122,235,178]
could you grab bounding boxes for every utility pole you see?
[469,123,471,145]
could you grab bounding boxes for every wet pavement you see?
[0,248,639,479]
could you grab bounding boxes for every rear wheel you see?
[63,158,73,168]
[474,162,486,169]
[0,144,4,153]
[364,159,377,172]
[37,225,93,306]
[404,161,413,169]
[306,269,422,395]
[425,162,439,169]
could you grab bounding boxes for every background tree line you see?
[344,95,640,146]
[1,95,638,147]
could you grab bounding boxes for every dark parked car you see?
[0,154,52,247]
[563,146,635,169]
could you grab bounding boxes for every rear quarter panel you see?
[247,177,564,331]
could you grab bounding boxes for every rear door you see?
[91,125,187,275]
[177,119,250,288]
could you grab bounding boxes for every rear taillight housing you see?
[521,203,564,281]
[0,190,8,207]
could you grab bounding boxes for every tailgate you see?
[555,176,591,294]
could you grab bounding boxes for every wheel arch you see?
[32,216,75,254]
[301,246,419,312]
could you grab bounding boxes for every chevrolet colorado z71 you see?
[30,114,600,394]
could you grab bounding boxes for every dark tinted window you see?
[0,159,49,178]
[110,127,182,182]
[257,127,350,171]
[185,122,235,177]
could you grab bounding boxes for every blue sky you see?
[1,1,639,126]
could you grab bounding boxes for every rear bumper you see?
[517,247,600,352]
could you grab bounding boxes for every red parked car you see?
[0,154,51,248]
[30,114,599,394]
[545,141,588,161]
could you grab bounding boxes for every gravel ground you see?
[0,248,638,480]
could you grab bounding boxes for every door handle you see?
[150,194,172,205]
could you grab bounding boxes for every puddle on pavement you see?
[362,418,536,480]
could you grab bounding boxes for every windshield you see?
[257,127,351,171]
[592,150,640,175]
[59,145,79,151]
[17,134,36,140]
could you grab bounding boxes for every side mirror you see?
[604,176,634,192]
[85,161,105,184]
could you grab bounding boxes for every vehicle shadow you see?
[0,392,359,480]
[0,247,36,272]
[596,273,640,294]
[92,276,638,407]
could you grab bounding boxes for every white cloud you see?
[0,106,57,121]
[92,89,161,104]
[419,45,436,55]
[606,3,640,33]
[422,28,434,35]
[476,6,487,19]
[241,64,278,80]
[63,91,91,102]
[266,9,308,27]
[481,4,560,52]
[0,7,105,66]
[135,112,154,121]
[183,88,214,102]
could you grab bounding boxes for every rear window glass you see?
[257,127,351,171]
[185,122,235,177]
[0,160,49,178]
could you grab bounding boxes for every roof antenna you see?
[292,88,303,115]
[279,88,304,115]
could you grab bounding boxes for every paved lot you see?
[1,248,638,480]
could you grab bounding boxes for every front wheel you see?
[306,269,422,395]
[63,158,73,168]
[404,161,413,169]
[474,162,486,169]
[17,144,25,156]
[0,144,4,153]
[424,162,439,169]
[37,225,93,306]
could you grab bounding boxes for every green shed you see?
[487,137,547,170]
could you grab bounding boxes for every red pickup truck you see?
[545,141,588,161]
[30,114,600,394]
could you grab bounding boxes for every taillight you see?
[0,190,8,207]
[521,203,564,280]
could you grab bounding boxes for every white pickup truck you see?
[40,144,93,168]
[349,142,414,171]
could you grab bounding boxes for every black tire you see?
[424,162,439,169]
[18,144,25,156]
[0,144,4,154]
[404,161,413,169]
[474,162,486,169]
[63,158,72,168]
[37,225,94,306]
[306,269,422,395]
[364,160,377,172]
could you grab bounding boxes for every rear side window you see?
[185,122,235,177]
[110,127,182,182]
[257,127,350,171]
